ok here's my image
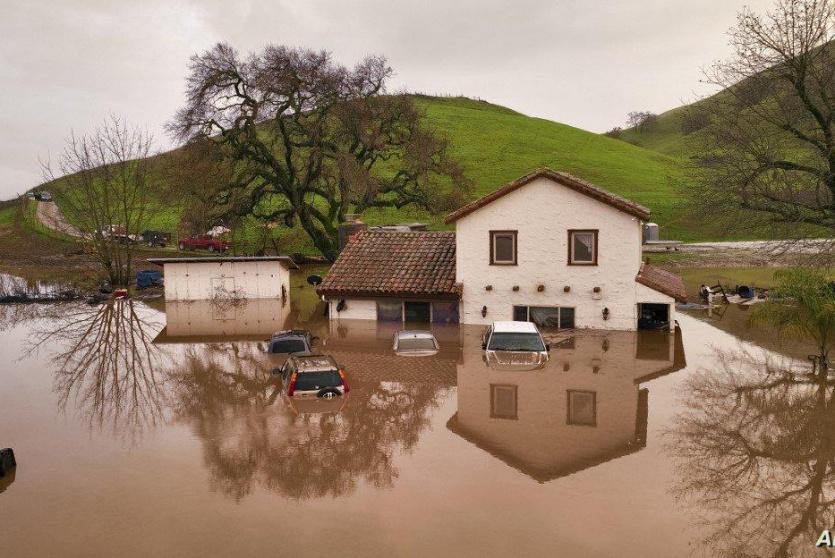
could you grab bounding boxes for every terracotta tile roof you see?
[317,230,460,299]
[635,263,687,303]
[444,168,651,223]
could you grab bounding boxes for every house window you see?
[376,300,403,321]
[513,306,576,329]
[568,229,598,265]
[404,301,431,323]
[490,231,517,265]
[377,300,439,323]
[432,301,460,324]
[567,390,596,426]
[490,384,518,419]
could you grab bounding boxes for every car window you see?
[270,339,308,354]
[487,332,545,352]
[294,371,342,391]
[398,337,437,350]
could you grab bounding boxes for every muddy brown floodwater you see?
[0,287,832,557]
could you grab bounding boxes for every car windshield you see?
[397,337,437,351]
[487,332,545,352]
[270,339,307,354]
[294,371,342,391]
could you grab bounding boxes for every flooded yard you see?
[0,283,831,557]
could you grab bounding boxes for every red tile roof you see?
[444,168,651,223]
[317,230,460,299]
[635,263,687,303]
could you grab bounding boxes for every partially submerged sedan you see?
[393,330,440,357]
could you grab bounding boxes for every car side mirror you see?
[545,343,551,352]
[481,342,487,350]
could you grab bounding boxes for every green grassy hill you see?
[618,104,700,158]
[617,96,722,160]
[36,95,700,254]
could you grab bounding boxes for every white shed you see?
[147,256,297,301]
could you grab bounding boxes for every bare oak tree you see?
[43,116,154,285]
[695,0,835,237]
[626,111,658,133]
[169,43,470,261]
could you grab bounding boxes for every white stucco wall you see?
[162,260,291,301]
[455,176,670,330]
[327,298,378,320]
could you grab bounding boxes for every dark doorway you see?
[404,301,431,323]
[638,303,670,330]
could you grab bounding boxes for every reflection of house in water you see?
[448,329,686,482]
[153,299,292,343]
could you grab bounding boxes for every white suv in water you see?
[481,321,550,369]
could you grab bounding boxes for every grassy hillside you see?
[37,95,699,253]
[618,104,701,158]
[619,41,835,159]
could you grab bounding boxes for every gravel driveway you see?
[35,201,84,238]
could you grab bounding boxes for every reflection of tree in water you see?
[28,300,169,442]
[168,345,447,501]
[668,349,835,558]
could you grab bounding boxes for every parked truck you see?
[178,234,230,252]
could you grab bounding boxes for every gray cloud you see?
[0,0,771,199]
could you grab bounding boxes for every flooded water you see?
[0,284,832,557]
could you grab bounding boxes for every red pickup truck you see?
[178,235,231,252]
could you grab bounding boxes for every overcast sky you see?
[0,0,773,200]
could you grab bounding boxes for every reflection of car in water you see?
[483,349,549,371]
[278,354,350,399]
[481,321,550,369]
[393,330,440,357]
[288,393,347,415]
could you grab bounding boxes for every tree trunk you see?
[298,211,339,262]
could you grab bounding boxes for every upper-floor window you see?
[490,230,517,265]
[568,229,598,265]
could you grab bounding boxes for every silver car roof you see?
[289,354,338,372]
[396,330,437,339]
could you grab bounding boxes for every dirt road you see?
[35,201,84,238]
[644,237,834,267]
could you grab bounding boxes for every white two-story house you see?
[317,168,686,331]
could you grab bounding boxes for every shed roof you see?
[444,168,651,223]
[635,263,688,303]
[147,256,298,269]
[317,230,460,299]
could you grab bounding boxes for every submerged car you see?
[393,330,439,357]
[265,329,316,368]
[278,354,350,399]
[482,321,550,370]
